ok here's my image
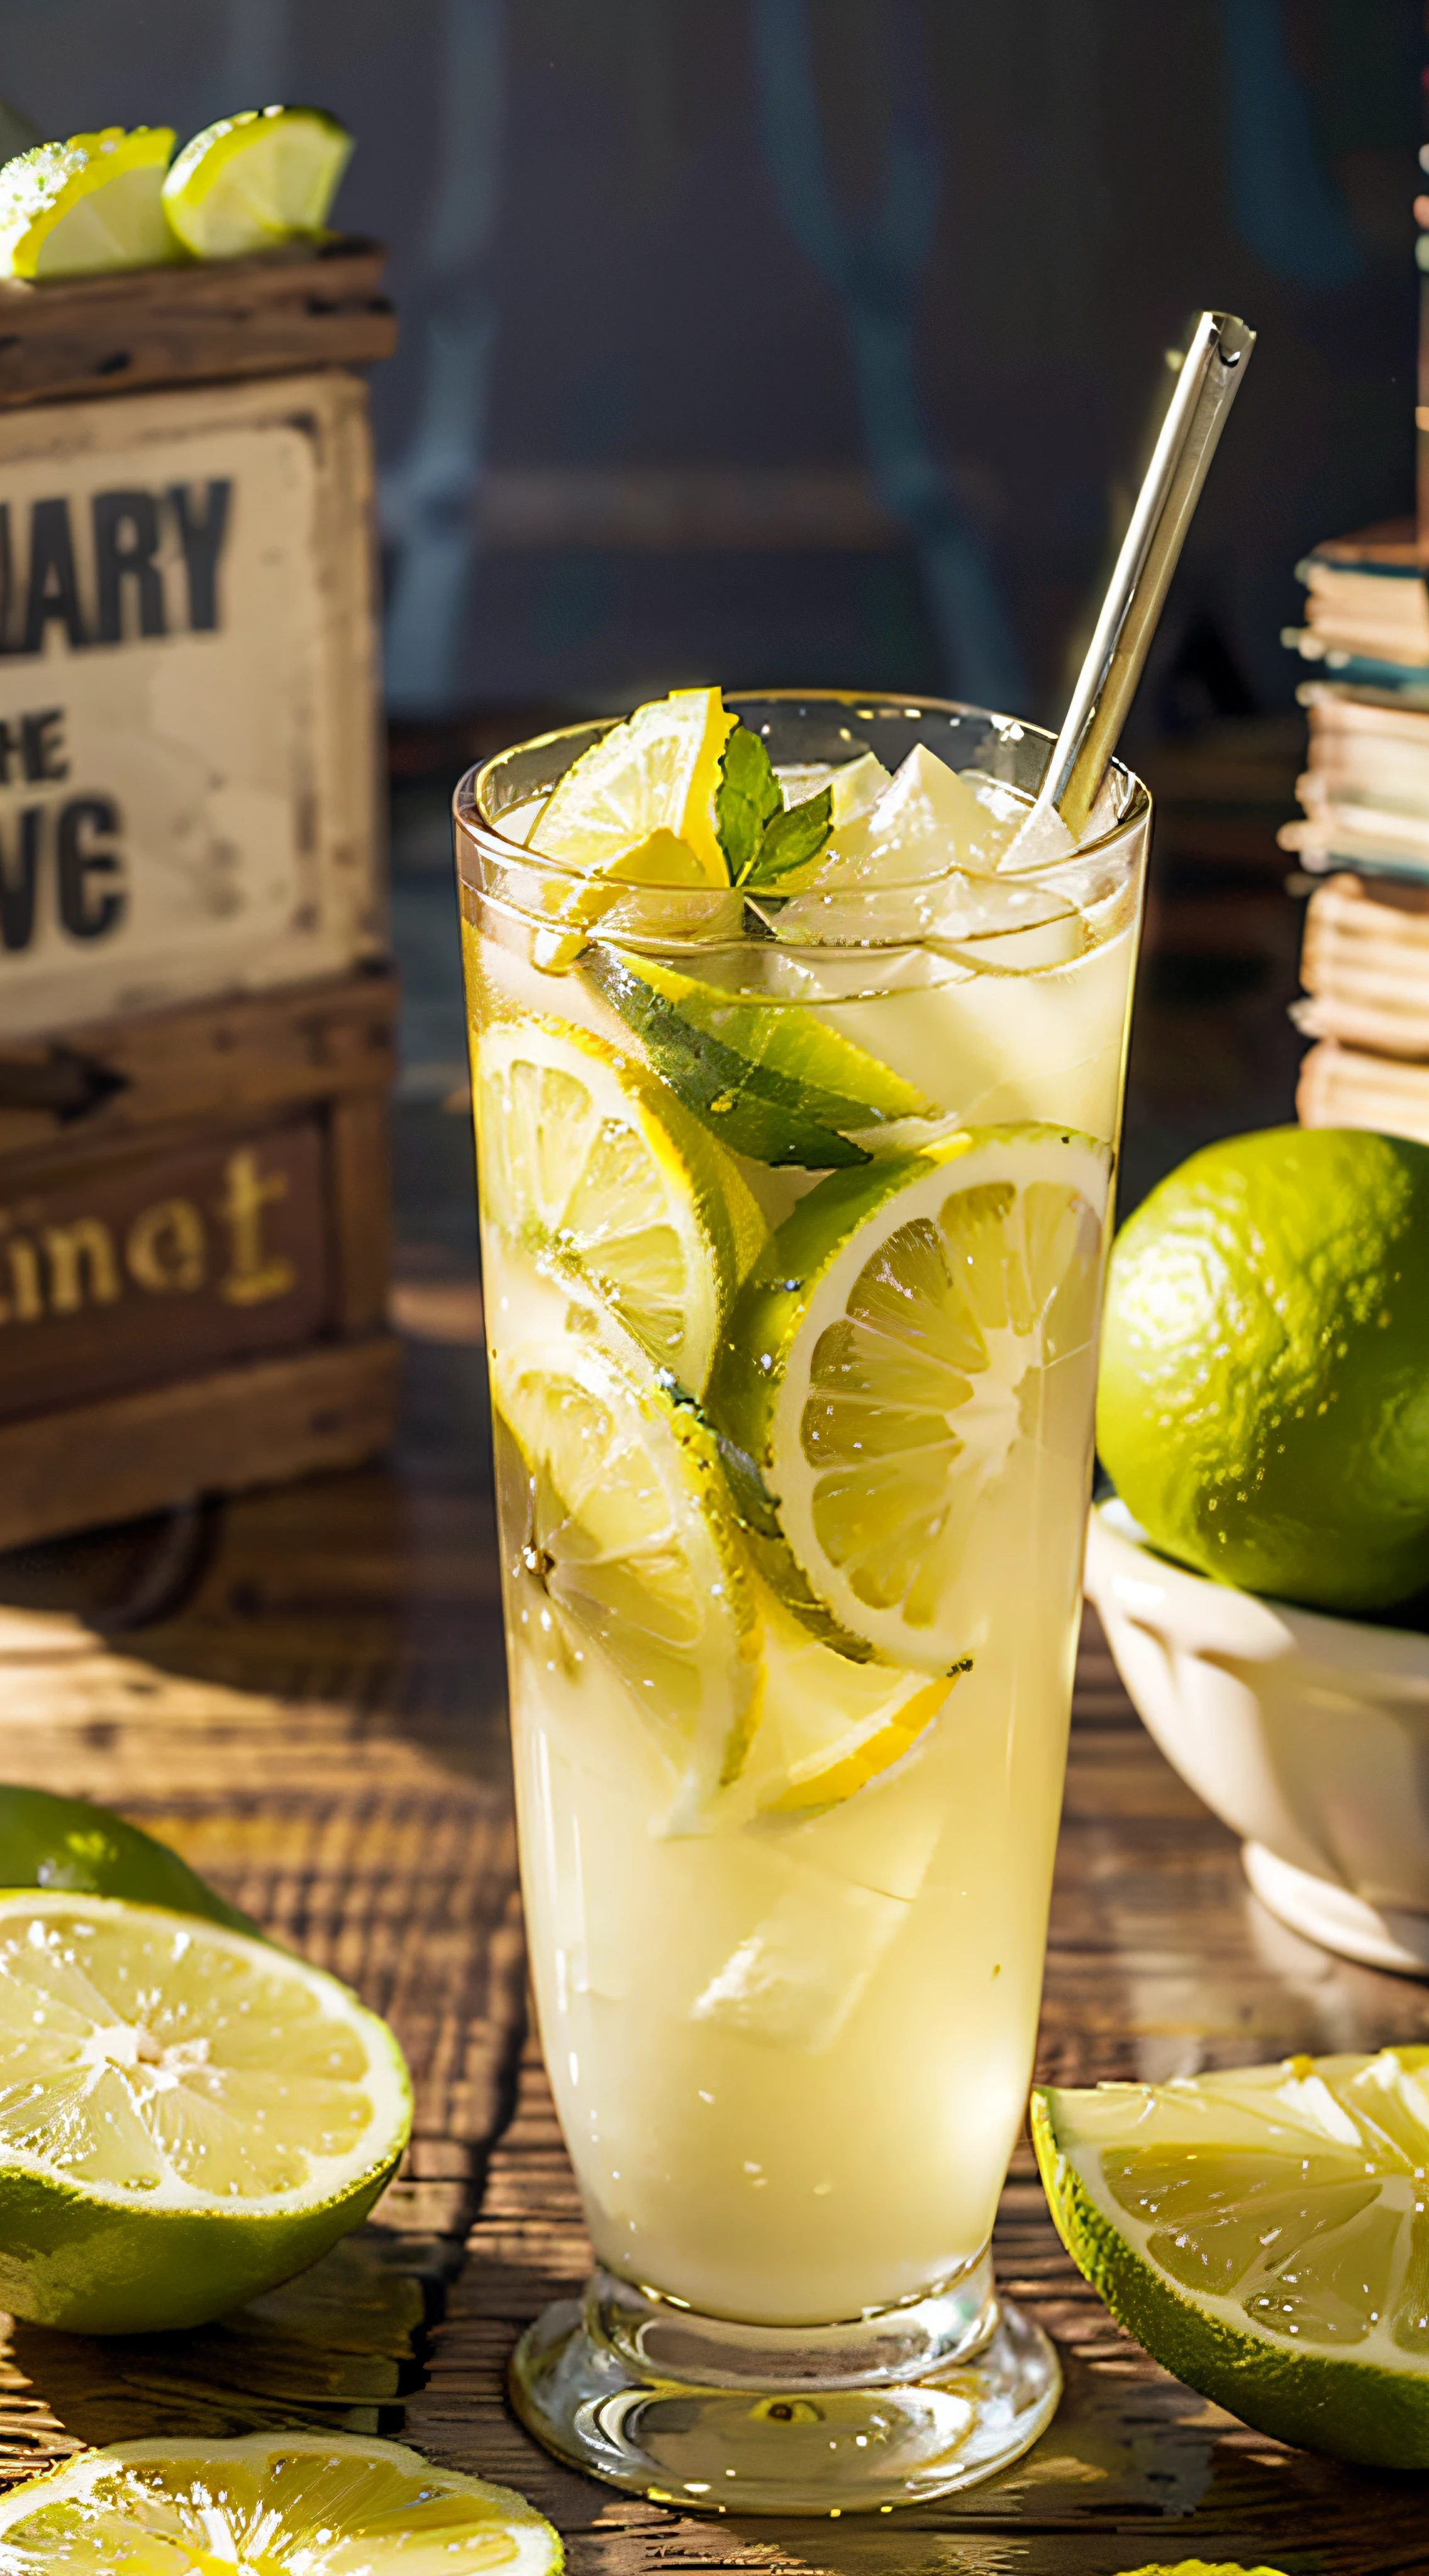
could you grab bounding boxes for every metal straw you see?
[1040,310,1256,838]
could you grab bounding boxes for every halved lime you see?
[0,1784,260,1938]
[0,1890,411,2334]
[162,107,352,258]
[530,687,735,889]
[708,1125,1109,1668]
[0,129,178,279]
[0,2431,562,2573]
[584,947,937,1171]
[493,1328,759,1824]
[475,1016,762,1392]
[1034,2048,1429,2468]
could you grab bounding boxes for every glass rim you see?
[452,687,1152,901]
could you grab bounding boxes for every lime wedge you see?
[0,1784,260,1938]
[494,1328,759,1823]
[708,1125,1109,1667]
[475,1016,762,1393]
[0,129,178,279]
[0,2431,562,2573]
[584,947,937,1172]
[0,1890,410,2334]
[162,106,352,258]
[1034,2049,1429,2468]
[531,687,735,889]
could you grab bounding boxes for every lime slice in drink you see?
[162,107,352,258]
[0,1784,261,1938]
[1033,2048,1429,2468]
[0,1890,411,2334]
[476,1017,762,1392]
[493,1328,759,1821]
[584,947,937,1170]
[745,1588,965,1814]
[0,2431,562,2573]
[0,129,178,279]
[708,1125,1109,1668]
[531,687,735,889]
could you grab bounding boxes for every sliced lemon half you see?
[162,106,353,258]
[0,2431,562,2573]
[1035,2048,1429,2470]
[0,129,178,279]
[708,1124,1109,1668]
[475,1016,762,1393]
[0,1890,411,2334]
[530,687,735,888]
[493,1328,759,1824]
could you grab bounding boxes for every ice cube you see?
[815,745,1021,890]
[691,1874,907,2052]
[994,797,1077,874]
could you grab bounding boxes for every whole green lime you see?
[1097,1126,1429,1613]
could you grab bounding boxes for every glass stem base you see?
[507,2255,1061,2514]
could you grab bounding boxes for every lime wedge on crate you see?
[0,2431,562,2575]
[708,1124,1108,1668]
[475,1016,762,1393]
[585,946,935,1170]
[0,1783,261,1938]
[493,1326,759,1825]
[162,107,352,258]
[1034,2048,1429,2468]
[0,1890,411,2334]
[0,128,178,279]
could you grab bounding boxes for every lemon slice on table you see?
[475,1016,762,1394]
[1034,2048,1429,2470]
[530,686,735,888]
[0,2431,562,2574]
[584,946,935,1170]
[0,129,178,279]
[708,1125,1109,1669]
[0,1782,261,1936]
[0,1890,410,2335]
[493,1328,759,1823]
[162,107,353,258]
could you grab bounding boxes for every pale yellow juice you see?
[465,724,1142,2327]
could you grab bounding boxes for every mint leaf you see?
[715,723,782,885]
[743,786,833,890]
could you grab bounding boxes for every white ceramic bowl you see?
[1084,1499,1429,1976]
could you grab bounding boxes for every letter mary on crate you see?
[0,248,399,1548]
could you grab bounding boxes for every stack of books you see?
[1280,519,1429,1143]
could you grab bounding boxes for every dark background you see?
[1,0,1419,730]
[3,0,1422,1197]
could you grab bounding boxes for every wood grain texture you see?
[1,1292,1427,2564]
[0,238,397,411]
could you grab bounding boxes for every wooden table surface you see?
[1,1255,1427,2572]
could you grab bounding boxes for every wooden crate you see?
[0,967,399,1552]
[0,240,401,1545]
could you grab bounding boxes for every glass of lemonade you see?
[453,690,1150,2513]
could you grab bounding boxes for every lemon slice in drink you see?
[0,2431,562,2573]
[0,1890,411,2335]
[530,687,735,887]
[1034,2048,1429,2469]
[708,1125,1109,1669]
[745,1587,964,1814]
[476,1017,762,1392]
[493,1328,759,1822]
[162,107,353,258]
[0,129,178,279]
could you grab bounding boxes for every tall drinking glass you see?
[453,694,1150,2512]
